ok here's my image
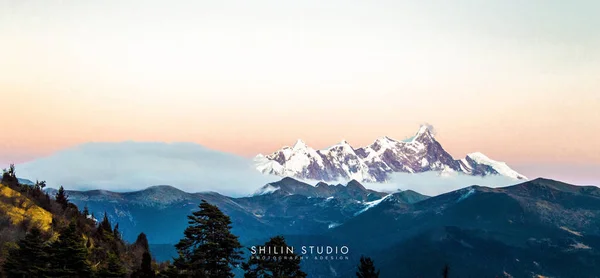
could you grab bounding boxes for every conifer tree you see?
[132,251,156,278]
[99,212,113,235]
[113,223,121,240]
[174,200,243,278]
[82,205,90,217]
[157,262,179,278]
[3,227,49,277]
[135,232,150,251]
[55,186,69,208]
[98,252,127,278]
[243,235,306,278]
[48,222,92,277]
[1,164,19,188]
[356,256,379,278]
[34,180,46,191]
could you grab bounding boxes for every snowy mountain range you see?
[254,126,527,183]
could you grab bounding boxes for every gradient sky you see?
[1,0,599,184]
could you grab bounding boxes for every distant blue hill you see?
[59,177,600,277]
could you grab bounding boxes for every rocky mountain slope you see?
[51,177,600,277]
[329,178,600,277]
[255,125,527,182]
[53,178,425,250]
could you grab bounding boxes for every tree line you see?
[2,164,438,277]
[1,164,154,277]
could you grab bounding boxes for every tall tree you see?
[98,252,127,278]
[3,227,49,277]
[132,251,156,278]
[135,232,150,251]
[243,235,306,278]
[1,164,19,188]
[82,205,90,217]
[55,186,69,208]
[174,200,243,278]
[356,256,379,278]
[48,222,92,277]
[98,212,113,235]
[34,180,46,191]
[113,223,121,240]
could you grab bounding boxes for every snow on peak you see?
[354,194,392,216]
[468,152,490,160]
[293,139,308,150]
[323,140,354,152]
[254,125,525,183]
[374,136,398,148]
[457,186,476,202]
[466,152,527,180]
[413,125,434,140]
[253,184,280,196]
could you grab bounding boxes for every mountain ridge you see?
[51,176,600,277]
[255,125,527,183]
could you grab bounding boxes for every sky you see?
[1,0,599,185]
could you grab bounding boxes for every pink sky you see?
[1,1,599,185]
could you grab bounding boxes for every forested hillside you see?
[0,165,328,278]
[0,165,157,277]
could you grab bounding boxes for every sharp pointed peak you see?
[416,124,434,136]
[292,139,308,149]
[406,124,435,143]
[346,179,366,190]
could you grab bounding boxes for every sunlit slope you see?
[0,185,52,231]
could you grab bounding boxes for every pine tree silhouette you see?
[174,200,243,278]
[242,235,307,278]
[98,252,127,277]
[135,232,150,251]
[113,223,121,240]
[48,222,92,277]
[82,205,90,217]
[132,251,156,278]
[356,256,380,278]
[3,227,49,277]
[98,211,113,236]
[55,186,69,208]
[1,164,19,188]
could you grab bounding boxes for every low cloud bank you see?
[362,171,523,196]
[16,141,525,198]
[17,142,277,197]
[279,172,523,197]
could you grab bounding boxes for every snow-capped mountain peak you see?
[373,136,398,149]
[255,126,527,183]
[411,125,435,142]
[292,139,309,150]
[323,140,353,151]
[465,152,527,180]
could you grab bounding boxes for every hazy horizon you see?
[2,0,599,185]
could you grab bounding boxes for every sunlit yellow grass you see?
[0,185,53,231]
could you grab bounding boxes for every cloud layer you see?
[17,142,277,197]
[17,141,526,197]
[362,172,523,196]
